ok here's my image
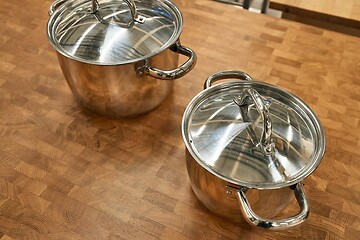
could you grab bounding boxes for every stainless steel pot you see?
[47,0,196,117]
[182,71,326,229]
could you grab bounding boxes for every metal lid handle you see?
[204,70,274,155]
[234,89,274,155]
[91,0,145,27]
[50,0,145,26]
[122,0,145,24]
[90,0,100,13]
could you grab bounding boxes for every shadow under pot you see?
[182,71,326,229]
[46,0,196,118]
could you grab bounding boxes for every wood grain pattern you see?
[0,0,360,239]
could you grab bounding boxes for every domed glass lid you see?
[47,0,183,65]
[182,71,326,189]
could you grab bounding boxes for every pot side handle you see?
[233,182,309,230]
[137,41,197,80]
[204,70,253,89]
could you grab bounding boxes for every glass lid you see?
[182,71,326,189]
[47,0,183,65]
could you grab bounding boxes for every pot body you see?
[182,71,325,229]
[185,150,295,222]
[57,47,178,117]
[47,0,196,118]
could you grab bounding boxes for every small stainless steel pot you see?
[47,0,196,117]
[182,71,326,229]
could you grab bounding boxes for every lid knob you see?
[90,0,100,13]
[205,70,275,156]
[90,0,145,27]
[234,88,275,156]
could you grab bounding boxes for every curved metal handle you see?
[117,0,145,25]
[137,41,197,80]
[123,0,138,21]
[205,70,273,154]
[236,182,309,229]
[92,0,145,27]
[48,0,68,16]
[235,88,274,154]
[204,70,253,89]
[90,0,100,13]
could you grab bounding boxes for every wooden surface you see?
[1,0,360,239]
[269,0,360,28]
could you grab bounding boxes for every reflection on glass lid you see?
[48,0,182,65]
[183,82,325,188]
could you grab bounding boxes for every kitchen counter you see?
[269,0,360,28]
[269,0,360,37]
[0,0,359,239]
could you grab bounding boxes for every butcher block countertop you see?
[0,0,359,239]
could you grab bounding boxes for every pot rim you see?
[46,0,183,66]
[182,80,326,190]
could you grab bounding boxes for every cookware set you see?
[47,0,325,229]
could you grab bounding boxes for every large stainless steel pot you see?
[182,71,326,229]
[47,0,196,117]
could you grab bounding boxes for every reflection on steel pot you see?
[47,0,196,117]
[182,71,326,229]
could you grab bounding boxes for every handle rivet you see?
[226,189,233,195]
